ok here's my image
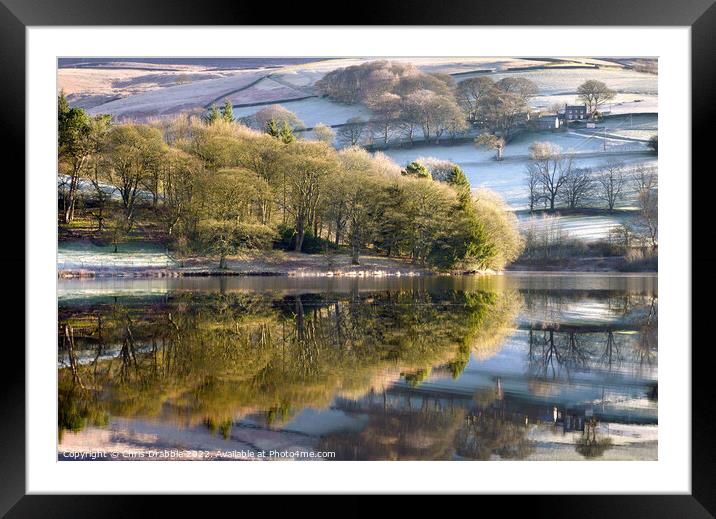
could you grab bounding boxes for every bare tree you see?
[559,167,595,209]
[478,90,527,140]
[632,164,658,249]
[316,60,414,104]
[495,77,538,103]
[398,89,467,144]
[475,133,505,161]
[397,99,421,145]
[367,93,401,145]
[455,77,495,122]
[577,80,616,117]
[526,143,572,210]
[337,117,367,147]
[525,165,541,212]
[597,161,626,212]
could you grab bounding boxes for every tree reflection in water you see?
[57,283,657,460]
[455,410,534,460]
[317,402,466,461]
[58,288,519,438]
[525,293,658,381]
[316,381,534,460]
[575,418,614,459]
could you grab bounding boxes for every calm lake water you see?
[57,274,657,461]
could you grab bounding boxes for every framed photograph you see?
[3,0,714,513]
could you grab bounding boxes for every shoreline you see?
[57,265,657,279]
[57,247,656,279]
[57,268,434,279]
[57,250,439,279]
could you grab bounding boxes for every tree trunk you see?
[64,186,76,223]
[219,255,227,269]
[295,224,305,252]
[351,240,360,265]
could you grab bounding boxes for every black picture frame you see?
[2,0,713,515]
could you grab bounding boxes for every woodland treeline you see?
[313,60,538,146]
[58,92,522,270]
[309,61,620,150]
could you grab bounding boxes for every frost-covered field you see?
[86,71,264,119]
[517,213,635,241]
[532,93,658,116]
[381,128,656,205]
[58,242,176,270]
[234,62,658,127]
[380,125,657,241]
[58,64,233,97]
[382,134,640,169]
[456,67,657,96]
[66,57,657,124]
[227,77,308,106]
[234,97,371,128]
[572,114,658,142]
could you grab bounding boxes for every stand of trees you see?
[58,92,523,271]
[228,62,630,175]
[315,62,630,158]
[523,142,658,249]
[315,60,540,147]
[58,93,112,223]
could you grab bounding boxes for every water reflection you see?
[58,275,657,461]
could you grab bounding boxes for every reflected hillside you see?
[58,287,520,437]
[317,390,535,461]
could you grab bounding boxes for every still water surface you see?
[58,274,657,461]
